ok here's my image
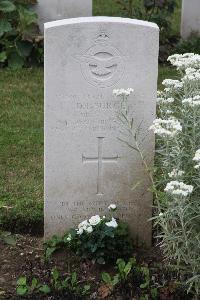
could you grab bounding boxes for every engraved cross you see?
[82,137,118,195]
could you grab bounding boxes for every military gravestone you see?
[44,17,159,247]
[181,0,200,39]
[35,0,92,32]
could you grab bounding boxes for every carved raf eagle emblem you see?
[75,31,124,88]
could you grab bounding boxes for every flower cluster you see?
[113,88,134,97]
[157,97,174,104]
[108,204,117,211]
[167,53,200,70]
[76,205,118,236]
[77,219,94,235]
[168,169,185,178]
[105,217,118,228]
[149,118,182,137]
[182,95,200,107]
[193,149,200,169]
[162,79,183,90]
[182,68,200,83]
[164,181,194,198]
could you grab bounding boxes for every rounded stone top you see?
[44,16,159,31]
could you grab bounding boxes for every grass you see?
[0,66,178,233]
[0,69,44,233]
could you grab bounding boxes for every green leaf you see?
[8,51,24,69]
[31,278,38,289]
[3,235,16,246]
[124,262,133,277]
[82,284,90,295]
[0,19,12,37]
[39,285,51,294]
[17,277,27,286]
[140,281,149,289]
[18,5,37,27]
[116,258,125,273]
[71,272,77,286]
[101,272,112,285]
[16,40,33,57]
[0,0,16,12]
[113,274,119,286]
[91,243,98,253]
[16,286,28,296]
[129,257,136,266]
[45,246,57,260]
[151,287,158,299]
[51,268,59,281]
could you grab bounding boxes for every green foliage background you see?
[0,0,43,68]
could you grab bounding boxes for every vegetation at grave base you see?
[101,258,159,299]
[0,0,43,68]
[16,270,91,298]
[45,206,133,265]
[15,257,158,299]
[15,252,191,299]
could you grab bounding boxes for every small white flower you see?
[157,90,163,97]
[162,79,183,90]
[182,95,200,107]
[113,88,134,97]
[78,220,89,229]
[168,169,185,178]
[149,118,182,137]
[77,227,84,235]
[86,226,93,233]
[194,164,200,169]
[157,97,174,104]
[166,97,175,103]
[89,215,101,226]
[159,212,164,217]
[108,204,117,211]
[164,181,193,198]
[167,53,200,71]
[105,217,118,228]
[165,109,173,115]
[66,234,72,242]
[77,219,91,235]
[193,149,200,169]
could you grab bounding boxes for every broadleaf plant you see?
[0,0,43,68]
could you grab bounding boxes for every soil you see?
[0,235,193,300]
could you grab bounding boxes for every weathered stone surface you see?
[35,0,92,32]
[181,0,200,39]
[44,17,159,247]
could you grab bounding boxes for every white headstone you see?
[35,0,92,32]
[44,17,159,247]
[181,0,200,39]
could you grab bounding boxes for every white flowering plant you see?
[69,205,132,264]
[152,53,200,295]
[113,54,200,295]
[45,205,132,265]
